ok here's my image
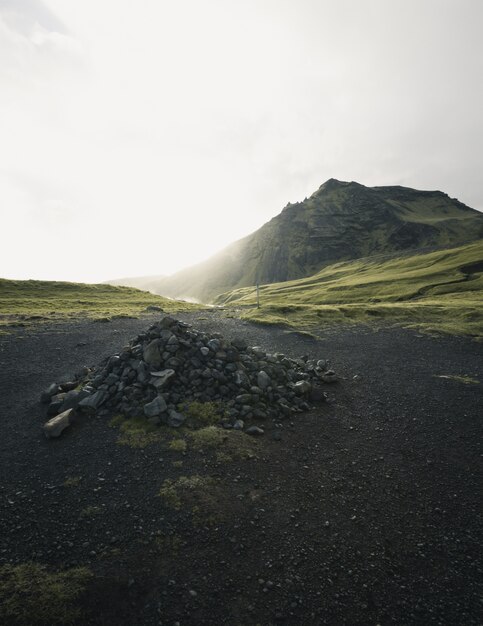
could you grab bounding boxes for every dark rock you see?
[143,339,163,367]
[78,390,107,412]
[246,425,264,436]
[144,396,167,417]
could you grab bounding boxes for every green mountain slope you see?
[215,240,483,337]
[145,179,483,303]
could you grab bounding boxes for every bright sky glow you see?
[1,0,482,283]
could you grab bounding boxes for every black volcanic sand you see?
[0,311,481,626]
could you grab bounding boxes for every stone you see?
[207,338,221,352]
[319,370,338,383]
[144,396,167,417]
[150,369,175,390]
[234,371,250,387]
[245,425,264,436]
[235,394,253,404]
[143,339,163,367]
[145,305,163,312]
[59,381,78,392]
[293,380,311,395]
[44,315,334,431]
[257,371,270,389]
[159,316,176,328]
[231,337,248,351]
[43,409,74,439]
[40,383,60,404]
[47,393,66,416]
[60,389,90,412]
[166,409,186,428]
[78,390,107,412]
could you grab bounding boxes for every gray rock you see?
[233,419,245,430]
[245,425,264,436]
[143,339,163,367]
[293,380,311,395]
[200,347,210,357]
[150,369,175,390]
[207,338,221,352]
[40,383,60,404]
[145,305,163,312]
[60,389,90,412]
[159,316,177,328]
[231,337,248,351]
[43,409,74,439]
[235,394,253,404]
[234,371,250,387]
[144,396,167,417]
[47,393,67,416]
[257,371,271,389]
[319,370,338,383]
[78,390,107,412]
[166,409,186,428]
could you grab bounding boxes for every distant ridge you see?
[108,179,483,302]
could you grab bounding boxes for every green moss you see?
[114,416,165,448]
[188,426,225,450]
[169,438,187,452]
[159,475,214,510]
[153,534,185,556]
[179,401,223,427]
[188,426,259,460]
[63,476,81,487]
[0,562,92,625]
[79,505,103,518]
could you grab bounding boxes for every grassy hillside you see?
[143,179,483,303]
[0,278,201,327]
[215,240,483,338]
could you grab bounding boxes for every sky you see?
[1,0,482,283]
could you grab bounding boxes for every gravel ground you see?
[0,311,481,625]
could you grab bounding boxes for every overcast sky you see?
[1,0,482,283]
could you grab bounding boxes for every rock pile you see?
[41,316,336,437]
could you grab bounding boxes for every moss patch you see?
[63,476,82,487]
[169,438,187,452]
[0,562,92,625]
[188,426,258,460]
[111,416,165,448]
[179,401,224,427]
[158,475,225,524]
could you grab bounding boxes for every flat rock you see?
[43,409,74,439]
[245,425,264,436]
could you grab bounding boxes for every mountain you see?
[213,239,483,337]
[113,179,483,303]
[106,274,166,293]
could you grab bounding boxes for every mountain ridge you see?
[107,179,483,302]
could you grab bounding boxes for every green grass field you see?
[216,240,483,338]
[0,279,201,327]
